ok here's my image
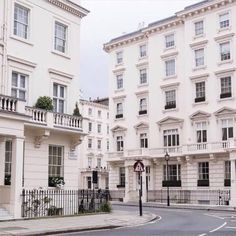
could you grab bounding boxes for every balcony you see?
[25,107,83,131]
[81,167,109,173]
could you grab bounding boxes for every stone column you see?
[124,163,130,202]
[0,137,6,185]
[10,136,24,218]
[229,151,236,207]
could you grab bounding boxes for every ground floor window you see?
[198,162,209,186]
[162,164,181,187]
[146,166,151,190]
[224,160,231,186]
[87,176,91,189]
[48,145,64,187]
[118,167,125,187]
[4,140,12,185]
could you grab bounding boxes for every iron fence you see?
[147,189,230,205]
[21,189,110,218]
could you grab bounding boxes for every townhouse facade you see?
[104,0,236,206]
[79,98,109,190]
[0,0,88,218]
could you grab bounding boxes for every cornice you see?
[104,0,235,53]
[48,68,73,79]
[79,100,109,109]
[47,0,89,18]
[7,55,37,68]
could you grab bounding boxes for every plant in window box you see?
[35,96,53,111]
[48,177,65,188]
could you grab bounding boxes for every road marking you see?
[204,213,225,220]
[209,222,227,233]
[226,226,236,229]
[198,234,207,236]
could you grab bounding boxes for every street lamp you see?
[165,151,170,206]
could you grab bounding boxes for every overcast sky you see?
[79,0,200,100]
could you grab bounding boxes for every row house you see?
[0,0,88,218]
[79,98,109,190]
[104,0,236,205]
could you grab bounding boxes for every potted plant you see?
[35,96,53,111]
[73,102,82,117]
[48,177,65,188]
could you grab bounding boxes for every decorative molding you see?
[112,95,126,100]
[214,67,236,76]
[160,82,180,90]
[190,110,211,120]
[136,61,149,68]
[111,125,127,133]
[48,68,74,80]
[47,0,89,18]
[189,73,209,81]
[214,32,235,42]
[70,137,83,151]
[34,130,50,148]
[134,122,149,130]
[160,51,178,60]
[214,106,236,117]
[112,67,126,74]
[7,55,37,68]
[135,90,149,96]
[189,39,208,48]
[157,116,184,128]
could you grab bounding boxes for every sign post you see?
[134,160,145,216]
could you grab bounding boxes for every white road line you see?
[226,226,236,229]
[204,213,225,220]
[209,222,227,233]
[198,234,207,236]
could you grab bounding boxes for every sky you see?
[78,0,200,100]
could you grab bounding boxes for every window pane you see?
[12,72,18,87]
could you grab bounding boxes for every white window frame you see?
[11,71,27,100]
[194,20,204,37]
[116,51,123,64]
[97,124,102,134]
[194,48,205,67]
[116,103,123,115]
[116,136,124,152]
[219,41,231,61]
[88,156,92,167]
[4,140,12,186]
[139,68,147,85]
[225,160,231,180]
[220,76,232,99]
[140,133,148,148]
[195,81,206,102]
[88,122,92,132]
[165,90,176,109]
[88,139,92,149]
[139,44,147,58]
[163,129,179,147]
[221,118,234,141]
[219,11,230,30]
[195,121,207,143]
[165,59,176,77]
[165,33,175,49]
[97,158,102,168]
[116,74,123,90]
[198,162,209,180]
[163,164,181,181]
[97,139,102,150]
[54,21,68,54]
[53,83,66,113]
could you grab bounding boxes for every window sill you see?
[138,56,148,61]
[163,46,176,52]
[114,117,125,122]
[192,101,208,107]
[218,59,233,66]
[115,88,124,93]
[193,34,205,40]
[218,26,231,33]
[163,108,179,113]
[51,50,71,60]
[137,83,148,88]
[137,113,148,118]
[115,62,124,67]
[10,35,34,46]
[217,96,235,102]
[192,65,207,71]
[163,75,177,80]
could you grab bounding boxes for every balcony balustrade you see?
[0,94,25,113]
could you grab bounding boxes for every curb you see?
[111,202,236,213]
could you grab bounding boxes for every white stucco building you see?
[104,0,236,206]
[0,0,88,218]
[79,98,109,190]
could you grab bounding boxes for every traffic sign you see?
[133,160,145,172]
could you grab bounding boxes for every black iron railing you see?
[147,189,230,205]
[21,189,110,218]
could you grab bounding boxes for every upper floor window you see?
[107,125,109,135]
[139,44,147,58]
[88,138,92,149]
[165,34,175,48]
[107,112,109,119]
[165,59,175,77]
[117,136,124,152]
[163,129,179,147]
[220,42,230,61]
[116,74,123,89]
[97,158,102,168]
[140,133,148,148]
[116,51,123,64]
[54,22,67,53]
[220,76,231,99]
[195,81,205,103]
[196,121,207,144]
[222,119,233,141]
[14,4,29,39]
[195,48,204,67]
[165,90,176,110]
[139,68,147,85]
[116,103,123,119]
[88,156,92,167]
[88,108,92,116]
[107,140,109,151]
[139,98,147,115]
[53,83,66,113]
[219,12,230,29]
[194,20,204,36]
[98,110,101,118]
[97,139,101,150]
[11,71,27,100]
[97,124,101,133]
[88,122,92,132]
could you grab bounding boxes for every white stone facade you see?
[78,98,109,190]
[104,0,236,206]
[0,0,88,218]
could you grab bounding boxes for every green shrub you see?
[100,202,112,213]
[35,96,53,111]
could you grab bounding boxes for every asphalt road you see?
[60,205,236,236]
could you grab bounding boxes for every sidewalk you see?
[0,210,157,236]
[112,201,236,212]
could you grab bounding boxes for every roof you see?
[184,0,211,10]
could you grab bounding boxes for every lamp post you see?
[165,151,170,206]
